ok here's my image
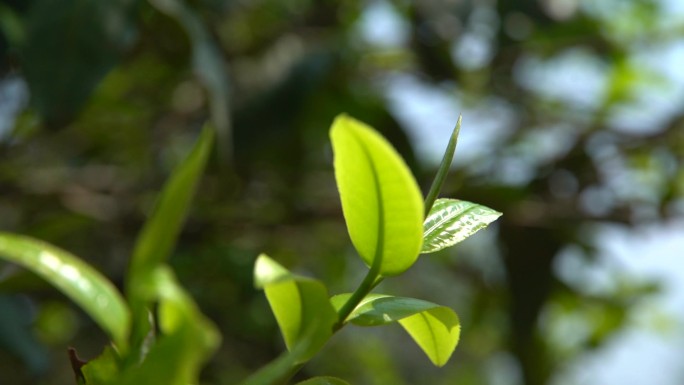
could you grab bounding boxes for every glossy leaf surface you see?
[422,198,501,254]
[330,293,441,326]
[331,293,460,367]
[399,306,460,367]
[330,114,424,276]
[296,376,351,385]
[255,254,337,361]
[0,233,130,348]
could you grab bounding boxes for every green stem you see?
[334,267,381,332]
[424,115,461,216]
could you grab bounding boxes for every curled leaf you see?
[255,254,337,362]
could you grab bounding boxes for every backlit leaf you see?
[422,198,501,254]
[399,306,460,367]
[255,254,337,361]
[0,233,130,348]
[331,293,460,367]
[330,114,424,276]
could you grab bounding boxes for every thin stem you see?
[334,266,380,331]
[424,115,462,216]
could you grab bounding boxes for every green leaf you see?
[296,376,351,385]
[81,346,120,385]
[0,233,130,349]
[128,126,214,281]
[118,266,220,385]
[424,115,461,216]
[422,198,502,254]
[399,307,460,367]
[331,293,460,367]
[126,126,213,355]
[253,253,293,288]
[255,254,337,361]
[330,294,441,326]
[330,114,424,276]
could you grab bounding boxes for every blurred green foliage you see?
[1,0,683,384]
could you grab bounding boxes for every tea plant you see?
[243,115,501,385]
[0,115,500,385]
[0,127,218,385]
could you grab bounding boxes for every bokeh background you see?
[1,0,683,384]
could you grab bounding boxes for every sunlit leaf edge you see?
[422,198,502,254]
[330,114,424,276]
[0,232,131,348]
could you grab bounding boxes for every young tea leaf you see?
[0,233,131,349]
[255,254,337,361]
[330,114,424,276]
[331,293,460,366]
[422,198,501,254]
[254,253,293,288]
[330,293,441,326]
[399,306,460,367]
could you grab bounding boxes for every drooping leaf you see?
[118,266,220,385]
[255,254,337,361]
[330,294,441,326]
[331,293,460,367]
[330,114,424,276]
[295,376,351,385]
[399,307,460,367]
[0,233,130,349]
[422,198,501,254]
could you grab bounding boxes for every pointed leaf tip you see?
[254,254,292,289]
[399,306,460,367]
[422,198,501,254]
[330,114,424,276]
